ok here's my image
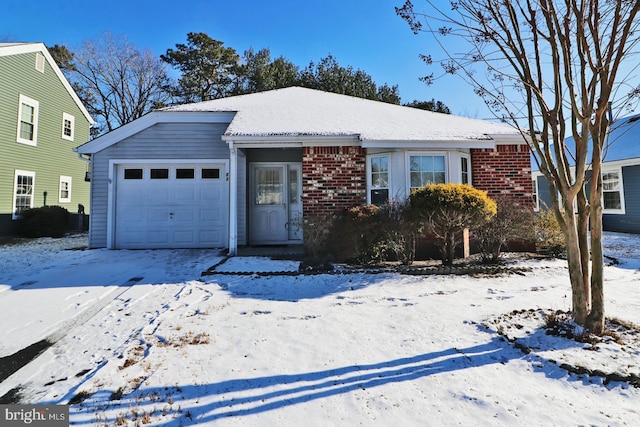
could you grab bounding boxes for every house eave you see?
[361,139,497,150]
[75,111,235,154]
[222,134,361,148]
[490,133,530,145]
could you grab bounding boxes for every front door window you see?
[256,168,284,205]
[250,164,302,244]
[288,166,303,240]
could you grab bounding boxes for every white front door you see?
[250,163,302,244]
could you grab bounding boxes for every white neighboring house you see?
[75,87,531,253]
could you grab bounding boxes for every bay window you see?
[409,154,446,189]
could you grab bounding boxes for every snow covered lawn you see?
[1,233,639,426]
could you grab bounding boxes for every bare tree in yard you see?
[71,32,171,134]
[397,0,640,333]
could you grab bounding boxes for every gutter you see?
[74,149,92,182]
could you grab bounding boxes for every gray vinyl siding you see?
[604,165,640,233]
[537,166,640,234]
[88,122,230,248]
[0,49,92,233]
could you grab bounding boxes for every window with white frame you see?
[460,156,470,185]
[409,154,446,189]
[62,113,75,141]
[59,176,72,203]
[369,155,389,205]
[17,95,39,146]
[13,170,35,219]
[532,178,540,211]
[602,169,624,213]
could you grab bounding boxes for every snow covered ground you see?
[0,232,639,426]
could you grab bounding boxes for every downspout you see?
[228,141,238,256]
[75,152,92,182]
[74,150,91,236]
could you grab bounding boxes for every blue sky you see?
[1,0,492,118]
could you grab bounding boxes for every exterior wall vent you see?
[35,53,45,73]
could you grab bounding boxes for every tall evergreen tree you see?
[404,99,451,114]
[161,32,240,103]
[235,47,299,94]
[299,54,401,104]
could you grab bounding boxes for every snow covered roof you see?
[0,42,29,48]
[604,113,640,163]
[532,113,640,172]
[163,87,519,144]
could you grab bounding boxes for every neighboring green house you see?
[0,42,94,235]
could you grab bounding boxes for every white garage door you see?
[114,162,228,249]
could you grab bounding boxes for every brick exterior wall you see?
[471,144,534,207]
[302,146,366,217]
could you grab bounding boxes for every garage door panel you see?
[201,208,221,222]
[175,188,197,203]
[147,188,170,204]
[148,231,170,244]
[202,187,221,202]
[148,208,170,222]
[115,163,228,249]
[172,209,195,223]
[173,230,195,244]
[119,231,144,246]
[200,230,223,245]
[121,208,146,224]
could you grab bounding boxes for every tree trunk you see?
[588,148,605,334]
[562,202,589,326]
[576,187,591,308]
[442,230,455,266]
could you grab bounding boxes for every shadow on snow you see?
[65,335,528,426]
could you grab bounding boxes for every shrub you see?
[16,206,70,238]
[535,208,566,257]
[301,213,336,260]
[475,196,536,263]
[327,204,388,265]
[376,198,416,265]
[411,183,496,265]
[322,200,418,265]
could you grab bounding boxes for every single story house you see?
[532,113,640,233]
[75,87,532,253]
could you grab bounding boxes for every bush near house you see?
[475,196,536,263]
[16,206,70,238]
[326,204,387,265]
[535,208,567,257]
[310,185,547,267]
[301,213,337,271]
[376,198,417,265]
[411,184,497,266]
